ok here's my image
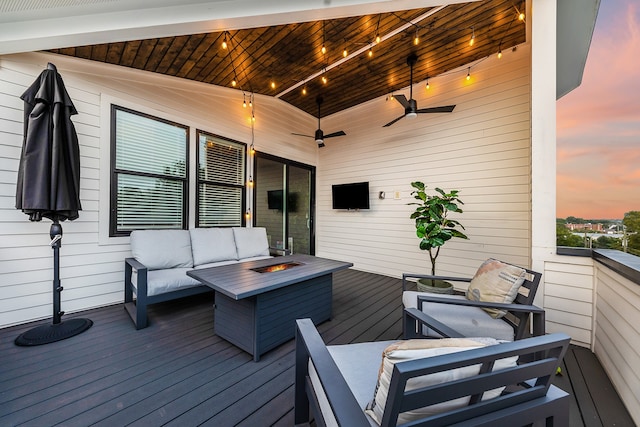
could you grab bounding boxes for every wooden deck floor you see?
[0,269,634,426]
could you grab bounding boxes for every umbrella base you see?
[15,318,92,346]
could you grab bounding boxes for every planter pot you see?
[416,278,454,294]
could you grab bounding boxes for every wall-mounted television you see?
[332,181,370,210]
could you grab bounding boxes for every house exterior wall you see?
[315,44,533,286]
[0,51,317,328]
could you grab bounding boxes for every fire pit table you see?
[187,254,352,361]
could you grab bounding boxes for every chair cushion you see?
[190,228,238,266]
[130,230,193,270]
[233,227,270,259]
[466,258,526,318]
[309,340,394,427]
[365,338,518,425]
[402,292,515,341]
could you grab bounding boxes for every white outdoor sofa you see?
[124,227,284,329]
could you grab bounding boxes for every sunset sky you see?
[556,0,640,220]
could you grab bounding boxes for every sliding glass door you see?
[254,153,314,255]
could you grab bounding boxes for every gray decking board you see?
[0,269,632,426]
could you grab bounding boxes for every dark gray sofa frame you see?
[294,317,570,427]
[124,257,210,330]
[402,265,545,341]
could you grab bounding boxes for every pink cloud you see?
[556,0,640,219]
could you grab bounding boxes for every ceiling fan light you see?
[406,112,418,119]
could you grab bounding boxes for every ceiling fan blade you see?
[291,132,314,138]
[323,130,346,139]
[394,94,410,109]
[416,105,456,114]
[383,115,405,127]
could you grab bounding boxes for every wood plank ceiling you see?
[49,0,525,118]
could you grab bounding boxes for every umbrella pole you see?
[14,221,93,346]
[51,221,63,324]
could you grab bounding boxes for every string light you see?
[519,11,525,21]
[249,93,253,107]
[250,143,255,155]
[245,209,251,220]
[498,49,502,59]
[242,94,247,108]
[414,29,420,46]
[321,44,327,55]
[469,27,475,47]
[270,78,275,89]
[222,32,228,50]
[302,85,307,95]
[376,33,381,44]
[425,78,430,89]
[232,77,237,87]
[466,67,471,81]
[248,176,254,186]
[321,74,327,84]
[368,46,373,57]
[343,46,348,57]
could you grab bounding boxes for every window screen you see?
[110,106,188,235]
[197,132,246,227]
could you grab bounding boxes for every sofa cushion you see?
[366,338,518,425]
[133,268,202,297]
[190,228,238,266]
[130,230,193,270]
[466,258,526,318]
[402,292,515,341]
[233,227,270,259]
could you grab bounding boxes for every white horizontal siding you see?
[0,51,316,328]
[593,264,640,425]
[543,255,594,347]
[316,45,533,280]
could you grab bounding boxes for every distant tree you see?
[566,216,584,224]
[556,224,584,247]
[593,235,622,250]
[557,218,567,225]
[623,211,640,233]
[628,234,640,257]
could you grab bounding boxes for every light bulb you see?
[270,80,275,89]
[519,12,525,21]
[222,33,228,50]
[321,44,326,55]
[469,27,475,47]
[376,34,380,44]
[498,50,502,59]
[245,210,250,219]
[232,79,237,87]
[302,86,307,95]
[250,145,255,154]
[321,75,327,84]
[248,177,254,186]
[243,100,246,108]
[425,79,430,89]
[251,114,256,122]
[414,30,419,45]
[368,48,373,57]
[466,68,471,81]
[343,47,348,57]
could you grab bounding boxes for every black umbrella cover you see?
[15,63,82,222]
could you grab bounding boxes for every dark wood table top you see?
[187,254,353,300]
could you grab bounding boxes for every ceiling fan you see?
[292,95,346,148]
[383,54,456,127]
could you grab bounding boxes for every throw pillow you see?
[466,258,526,318]
[365,338,517,425]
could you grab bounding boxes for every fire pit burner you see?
[251,262,304,273]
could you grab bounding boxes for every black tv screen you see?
[332,182,370,210]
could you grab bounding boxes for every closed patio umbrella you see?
[14,63,92,346]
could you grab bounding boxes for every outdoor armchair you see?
[294,318,570,427]
[402,259,544,341]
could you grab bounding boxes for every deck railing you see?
[552,248,640,424]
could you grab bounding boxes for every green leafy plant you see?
[409,181,468,275]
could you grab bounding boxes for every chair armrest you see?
[125,257,148,296]
[269,247,291,256]
[404,307,465,338]
[295,319,370,427]
[402,273,472,290]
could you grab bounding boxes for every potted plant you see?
[409,181,469,293]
